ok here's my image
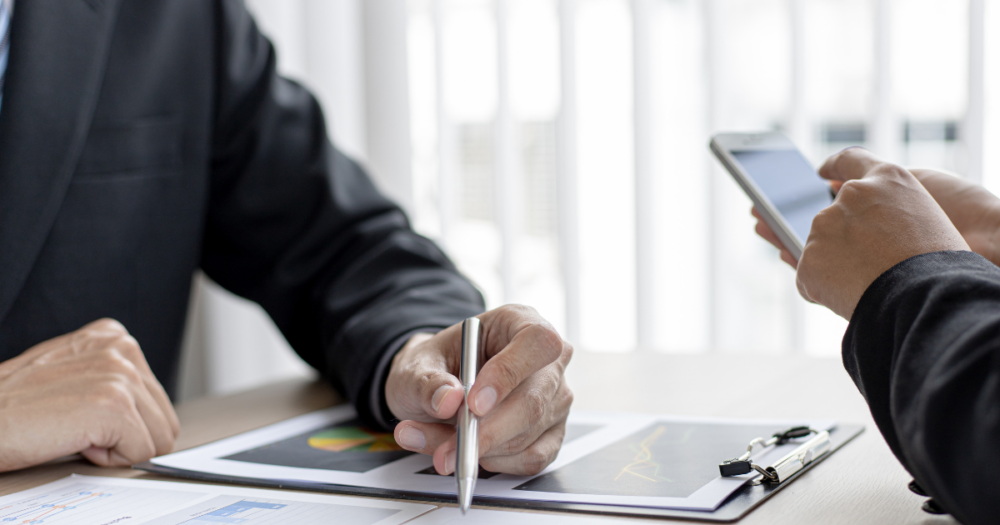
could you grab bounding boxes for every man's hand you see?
[754,164,1000,270]
[908,168,1000,267]
[0,319,180,472]
[386,305,573,476]
[753,147,969,319]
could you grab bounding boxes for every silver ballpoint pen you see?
[456,317,481,514]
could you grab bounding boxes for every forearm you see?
[844,251,1000,525]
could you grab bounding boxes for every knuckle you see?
[101,352,143,384]
[119,365,144,386]
[526,324,563,360]
[524,389,547,422]
[132,439,157,464]
[502,432,531,455]
[115,334,141,354]
[542,367,562,391]
[560,384,575,410]
[88,381,133,411]
[876,162,908,178]
[92,318,128,334]
[413,368,435,390]
[419,370,452,397]
[160,433,176,454]
[837,179,862,198]
[93,347,120,365]
[414,371,433,392]
[112,335,145,365]
[811,205,842,231]
[502,304,536,318]
[562,342,574,363]
[520,447,551,476]
[810,208,832,229]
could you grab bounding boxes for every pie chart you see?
[307,426,403,453]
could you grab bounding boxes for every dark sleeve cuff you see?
[337,283,483,429]
[843,251,993,458]
[844,251,995,394]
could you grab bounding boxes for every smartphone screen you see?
[730,149,833,244]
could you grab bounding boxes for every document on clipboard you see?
[141,407,860,516]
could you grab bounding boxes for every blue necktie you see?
[0,2,10,113]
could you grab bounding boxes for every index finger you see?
[818,147,883,182]
[469,321,567,418]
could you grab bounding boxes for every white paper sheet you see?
[410,507,667,524]
[151,408,835,512]
[0,475,433,525]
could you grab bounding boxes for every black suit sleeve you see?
[202,0,485,426]
[844,250,1000,525]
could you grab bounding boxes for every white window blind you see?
[177,0,995,400]
[405,0,991,355]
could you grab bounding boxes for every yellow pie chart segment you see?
[308,427,403,453]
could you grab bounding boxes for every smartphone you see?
[709,132,834,260]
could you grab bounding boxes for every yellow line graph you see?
[614,426,668,482]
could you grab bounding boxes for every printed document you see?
[0,475,433,525]
[150,408,835,511]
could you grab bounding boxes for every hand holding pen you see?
[385,305,575,488]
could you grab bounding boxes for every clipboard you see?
[137,424,863,522]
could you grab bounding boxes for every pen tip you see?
[458,478,474,514]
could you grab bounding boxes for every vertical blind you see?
[180,0,997,401]
[404,0,993,355]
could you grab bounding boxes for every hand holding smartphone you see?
[710,132,834,260]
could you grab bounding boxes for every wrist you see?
[401,332,434,355]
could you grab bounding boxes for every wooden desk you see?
[0,352,958,524]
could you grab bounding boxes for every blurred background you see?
[177,0,1000,401]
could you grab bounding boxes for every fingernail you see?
[445,451,456,474]
[397,426,426,451]
[474,386,497,415]
[431,385,453,413]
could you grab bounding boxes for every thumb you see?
[386,332,467,423]
[417,369,465,421]
[818,146,883,182]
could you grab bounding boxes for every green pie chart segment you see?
[308,427,403,453]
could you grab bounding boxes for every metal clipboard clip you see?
[719,426,832,483]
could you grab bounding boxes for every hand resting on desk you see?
[0,319,180,472]
[386,305,573,476]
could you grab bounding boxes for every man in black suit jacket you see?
[754,147,1000,524]
[0,0,573,476]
